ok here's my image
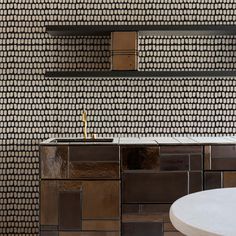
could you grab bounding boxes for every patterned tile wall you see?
[1,0,236,235]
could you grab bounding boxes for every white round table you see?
[170,188,236,236]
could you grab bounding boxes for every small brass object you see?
[82,109,87,140]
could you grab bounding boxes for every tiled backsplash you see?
[1,0,236,235]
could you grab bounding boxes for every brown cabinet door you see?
[122,146,159,170]
[209,145,236,170]
[204,171,222,190]
[122,145,203,172]
[160,145,203,171]
[41,180,120,232]
[59,191,82,230]
[41,145,68,179]
[123,171,188,203]
[40,180,59,226]
[82,181,120,219]
[69,145,119,179]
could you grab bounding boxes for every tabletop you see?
[170,188,236,236]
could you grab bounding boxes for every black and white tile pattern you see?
[1,0,236,235]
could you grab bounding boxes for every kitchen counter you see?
[41,135,236,145]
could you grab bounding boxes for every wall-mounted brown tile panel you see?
[189,171,202,193]
[69,145,119,162]
[112,54,138,71]
[160,155,189,171]
[204,171,222,190]
[223,171,236,187]
[112,32,137,51]
[69,162,119,179]
[41,145,68,179]
[82,220,120,231]
[82,181,120,219]
[111,32,138,71]
[122,222,163,236]
[40,180,58,225]
[123,171,188,203]
[58,191,82,230]
[160,146,202,155]
[122,147,159,170]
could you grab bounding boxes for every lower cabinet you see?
[40,143,236,235]
[40,180,120,236]
[121,145,203,236]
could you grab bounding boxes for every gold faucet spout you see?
[82,109,87,140]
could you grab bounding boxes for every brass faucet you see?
[82,109,87,140]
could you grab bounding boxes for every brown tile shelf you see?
[45,70,236,78]
[46,24,236,36]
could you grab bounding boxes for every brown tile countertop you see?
[41,136,236,145]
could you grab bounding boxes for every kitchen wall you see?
[1,0,236,235]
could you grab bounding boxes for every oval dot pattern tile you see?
[1,0,236,235]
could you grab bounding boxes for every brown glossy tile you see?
[82,220,120,231]
[189,171,203,193]
[69,162,119,179]
[82,181,120,219]
[41,145,68,179]
[122,204,140,214]
[160,155,189,171]
[59,181,82,191]
[204,145,211,170]
[40,180,58,225]
[112,54,138,71]
[122,147,159,170]
[211,158,236,170]
[69,145,119,162]
[160,145,202,154]
[204,171,222,190]
[223,171,236,187]
[211,145,236,158]
[58,191,82,230]
[40,225,58,231]
[190,154,203,170]
[123,171,188,203]
[59,232,120,236]
[122,222,163,236]
[40,231,58,236]
[141,204,171,213]
[122,214,163,222]
[112,32,137,51]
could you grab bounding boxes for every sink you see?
[50,138,114,143]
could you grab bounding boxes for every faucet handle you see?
[82,110,87,122]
